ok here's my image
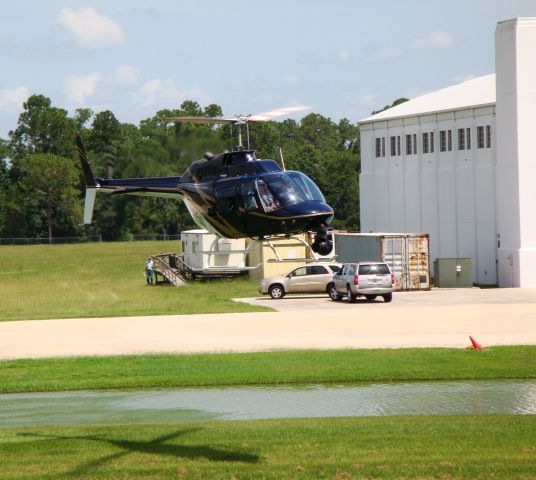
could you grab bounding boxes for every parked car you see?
[330,262,394,303]
[259,262,342,299]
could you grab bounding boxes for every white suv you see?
[330,262,394,303]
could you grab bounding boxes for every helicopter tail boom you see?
[75,133,186,224]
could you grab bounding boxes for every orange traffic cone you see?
[469,336,482,350]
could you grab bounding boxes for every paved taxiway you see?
[1,288,536,360]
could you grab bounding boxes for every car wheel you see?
[328,283,342,301]
[269,284,285,299]
[365,295,377,302]
[346,285,356,303]
[383,293,393,303]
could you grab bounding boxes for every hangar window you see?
[406,134,418,155]
[406,134,412,154]
[466,128,471,149]
[375,137,386,157]
[477,126,485,148]
[458,128,466,150]
[390,136,401,156]
[448,129,452,151]
[440,130,447,152]
[486,125,492,148]
[422,132,434,154]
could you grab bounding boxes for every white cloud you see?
[0,86,29,112]
[337,48,351,64]
[134,79,207,107]
[285,73,300,85]
[355,93,378,108]
[367,48,403,63]
[64,72,102,104]
[57,7,124,49]
[111,65,139,86]
[410,31,455,51]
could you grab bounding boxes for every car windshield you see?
[256,172,325,212]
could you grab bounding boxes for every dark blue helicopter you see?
[75,108,334,255]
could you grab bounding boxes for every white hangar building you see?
[359,17,536,288]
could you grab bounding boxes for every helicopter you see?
[75,107,334,256]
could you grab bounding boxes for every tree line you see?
[0,94,360,241]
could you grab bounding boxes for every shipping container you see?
[334,233,430,290]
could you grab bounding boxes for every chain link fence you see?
[0,234,182,245]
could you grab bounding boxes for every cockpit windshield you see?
[255,171,325,212]
[286,171,325,203]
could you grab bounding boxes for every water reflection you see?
[0,380,535,428]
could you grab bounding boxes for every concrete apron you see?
[1,292,536,359]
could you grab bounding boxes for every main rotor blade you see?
[165,116,238,125]
[246,105,311,122]
[165,105,311,125]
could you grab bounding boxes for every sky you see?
[0,0,535,139]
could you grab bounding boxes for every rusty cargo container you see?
[334,233,430,291]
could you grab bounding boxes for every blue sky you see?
[0,0,534,138]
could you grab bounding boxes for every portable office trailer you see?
[334,233,430,290]
[180,229,246,269]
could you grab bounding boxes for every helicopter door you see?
[214,184,244,235]
[239,180,261,236]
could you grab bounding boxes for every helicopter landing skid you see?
[243,234,330,264]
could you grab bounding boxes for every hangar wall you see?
[360,17,536,287]
[360,108,497,285]
[495,18,536,287]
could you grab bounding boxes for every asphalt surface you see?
[1,288,536,360]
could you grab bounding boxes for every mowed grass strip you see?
[0,241,270,321]
[1,416,535,479]
[1,346,535,393]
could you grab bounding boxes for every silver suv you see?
[330,262,394,303]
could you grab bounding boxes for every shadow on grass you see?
[18,428,259,476]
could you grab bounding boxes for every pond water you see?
[1,379,535,428]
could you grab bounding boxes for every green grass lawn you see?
[2,243,536,479]
[1,416,535,479]
[1,346,535,393]
[0,241,270,321]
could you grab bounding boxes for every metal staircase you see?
[150,253,191,286]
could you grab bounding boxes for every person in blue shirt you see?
[145,257,154,285]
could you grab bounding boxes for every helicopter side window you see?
[215,185,238,214]
[241,181,259,211]
[256,178,280,212]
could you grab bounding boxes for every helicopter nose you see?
[286,200,334,217]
